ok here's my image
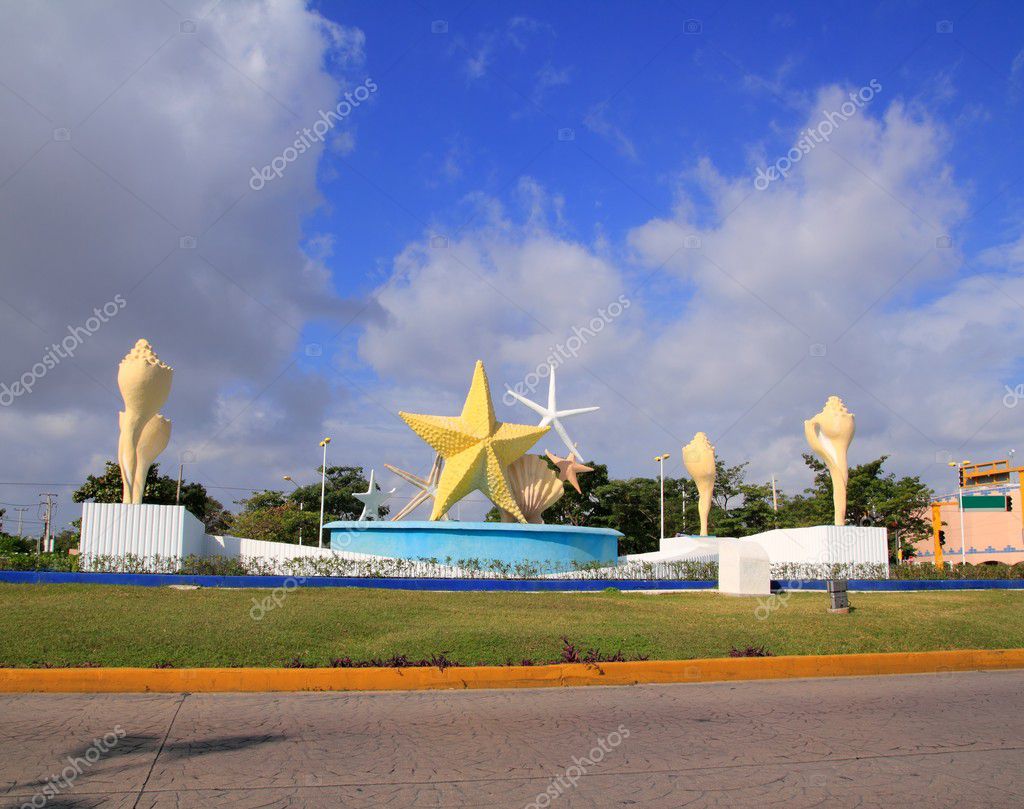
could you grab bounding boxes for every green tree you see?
[782,454,933,561]
[52,527,80,553]
[73,461,230,533]
[228,497,319,545]
[0,533,31,554]
[596,476,679,555]
[229,466,375,545]
[540,459,613,526]
[285,466,377,521]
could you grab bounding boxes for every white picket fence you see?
[79,504,889,579]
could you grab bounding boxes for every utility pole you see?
[38,493,58,553]
[13,507,28,536]
[948,460,971,566]
[175,463,185,505]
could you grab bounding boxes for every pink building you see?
[912,462,1024,566]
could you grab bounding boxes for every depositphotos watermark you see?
[248,527,362,620]
[1,294,127,407]
[21,725,125,808]
[754,79,882,191]
[249,77,378,190]
[1003,384,1023,408]
[525,725,630,808]
[250,575,306,621]
[502,294,630,407]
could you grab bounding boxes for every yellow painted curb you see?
[1,649,1022,693]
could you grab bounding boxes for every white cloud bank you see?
[0,0,368,517]
[359,87,1024,498]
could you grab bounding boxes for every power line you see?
[0,481,270,492]
[0,482,79,487]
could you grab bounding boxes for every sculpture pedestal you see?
[325,520,621,570]
[718,539,771,596]
[79,502,206,569]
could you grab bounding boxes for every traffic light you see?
[939,530,946,547]
[958,467,964,487]
[1007,496,1013,512]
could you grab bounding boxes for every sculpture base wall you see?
[743,526,889,569]
[650,526,889,575]
[80,503,206,566]
[78,508,622,574]
[327,521,621,570]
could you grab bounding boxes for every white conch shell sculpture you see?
[804,396,855,526]
[499,454,564,524]
[682,432,716,537]
[117,339,173,504]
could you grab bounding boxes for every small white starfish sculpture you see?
[353,469,396,521]
[506,364,599,456]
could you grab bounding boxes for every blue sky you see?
[310,0,1022,306]
[2,0,1023,529]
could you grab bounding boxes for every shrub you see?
[892,562,1024,580]
[0,535,31,554]
[0,552,79,572]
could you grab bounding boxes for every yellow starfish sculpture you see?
[399,361,550,522]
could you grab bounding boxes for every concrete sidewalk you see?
[2,671,1022,807]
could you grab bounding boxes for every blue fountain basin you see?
[325,521,621,569]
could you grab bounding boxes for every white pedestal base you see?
[718,539,771,595]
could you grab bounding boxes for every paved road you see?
[2,671,1022,808]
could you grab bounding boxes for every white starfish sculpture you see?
[506,364,599,457]
[383,453,450,521]
[353,469,396,521]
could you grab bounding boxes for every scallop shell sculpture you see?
[498,454,564,524]
[682,432,716,537]
[116,339,173,504]
[804,396,855,526]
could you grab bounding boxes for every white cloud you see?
[358,87,1024,501]
[0,0,368,525]
[465,39,493,80]
[1011,49,1024,103]
[532,63,571,104]
[584,101,638,160]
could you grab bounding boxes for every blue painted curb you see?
[0,571,716,591]
[1,571,1022,591]
[774,579,1024,591]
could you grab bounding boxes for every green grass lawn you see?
[1,584,1021,668]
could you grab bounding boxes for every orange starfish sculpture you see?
[545,450,593,494]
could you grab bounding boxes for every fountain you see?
[325,360,620,569]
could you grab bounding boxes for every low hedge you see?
[893,561,1024,580]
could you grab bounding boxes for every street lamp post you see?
[948,460,971,566]
[654,453,670,541]
[318,438,331,549]
[282,475,304,546]
[175,463,185,505]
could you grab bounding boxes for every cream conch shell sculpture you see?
[498,454,564,524]
[682,432,716,537]
[804,396,855,526]
[117,339,173,504]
